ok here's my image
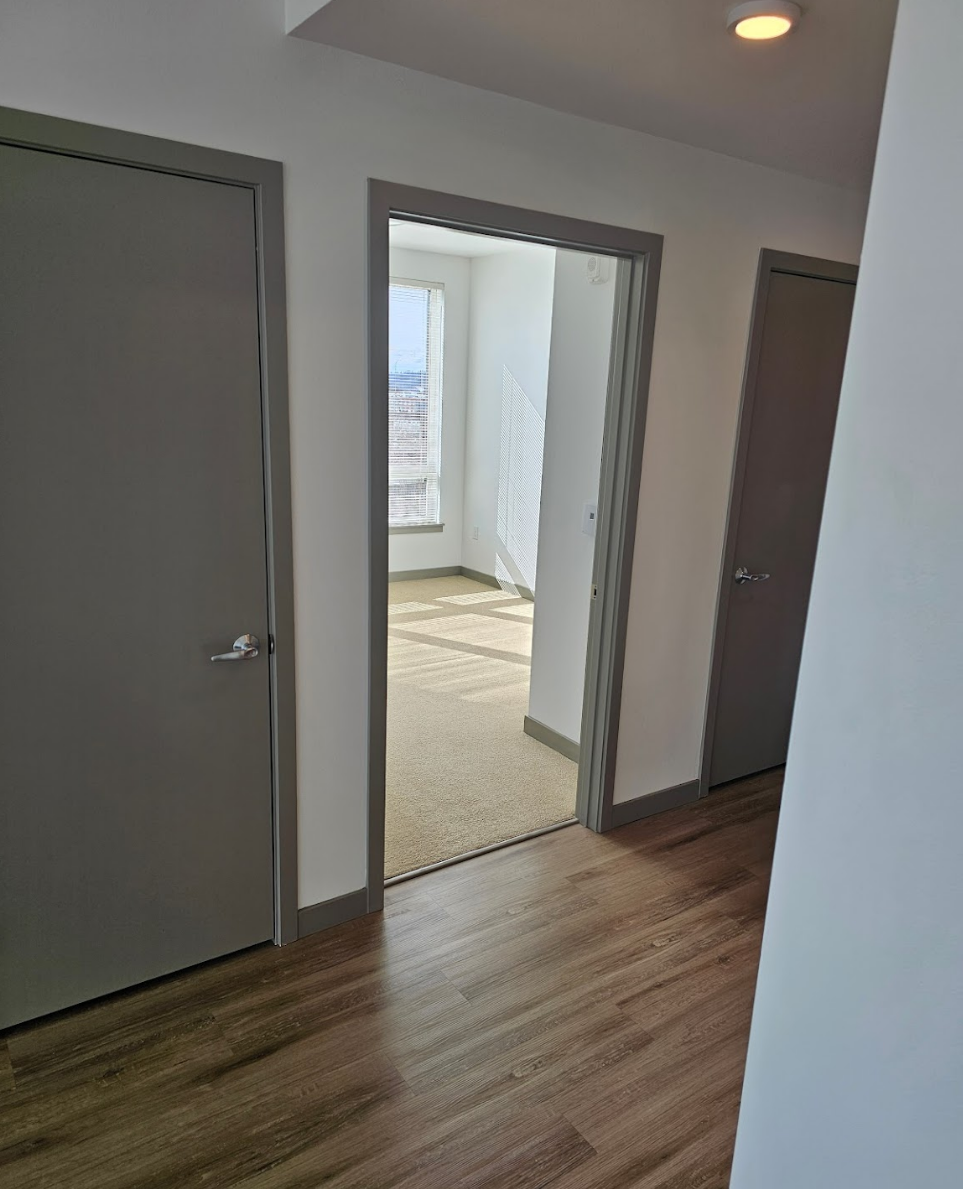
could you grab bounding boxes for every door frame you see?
[699,249,859,797]
[0,106,299,944]
[367,181,664,909]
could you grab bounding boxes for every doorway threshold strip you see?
[384,817,578,886]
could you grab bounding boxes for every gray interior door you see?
[710,269,856,787]
[0,144,275,1028]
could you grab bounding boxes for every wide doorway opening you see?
[367,185,663,902]
[385,222,620,877]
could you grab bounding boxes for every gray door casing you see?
[0,108,296,1029]
[367,182,664,907]
[703,250,857,790]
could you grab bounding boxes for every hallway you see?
[0,770,780,1189]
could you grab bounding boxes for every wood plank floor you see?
[0,770,781,1189]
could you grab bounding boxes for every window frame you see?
[387,276,445,531]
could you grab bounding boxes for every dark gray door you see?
[710,269,856,786]
[0,145,275,1028]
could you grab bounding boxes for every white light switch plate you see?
[582,502,598,536]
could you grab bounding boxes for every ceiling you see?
[291,0,898,189]
[389,220,557,258]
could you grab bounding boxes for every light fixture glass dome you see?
[727,1,802,40]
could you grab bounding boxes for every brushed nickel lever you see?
[211,633,260,662]
[734,566,770,585]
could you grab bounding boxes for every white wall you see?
[731,2,963,1185]
[528,251,616,743]
[0,0,867,905]
[387,245,470,574]
[462,247,556,584]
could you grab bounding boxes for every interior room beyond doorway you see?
[386,219,618,879]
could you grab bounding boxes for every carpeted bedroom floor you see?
[386,575,578,878]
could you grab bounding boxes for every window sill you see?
[389,522,445,535]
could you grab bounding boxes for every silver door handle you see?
[211,633,260,662]
[734,566,770,585]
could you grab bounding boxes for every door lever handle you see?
[211,633,260,662]
[734,566,770,585]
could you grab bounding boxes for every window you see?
[388,280,444,527]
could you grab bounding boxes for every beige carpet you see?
[386,575,578,878]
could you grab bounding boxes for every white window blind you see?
[388,279,444,527]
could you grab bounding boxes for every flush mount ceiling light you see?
[727,1,802,40]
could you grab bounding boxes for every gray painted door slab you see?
[710,271,856,787]
[0,145,274,1028]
